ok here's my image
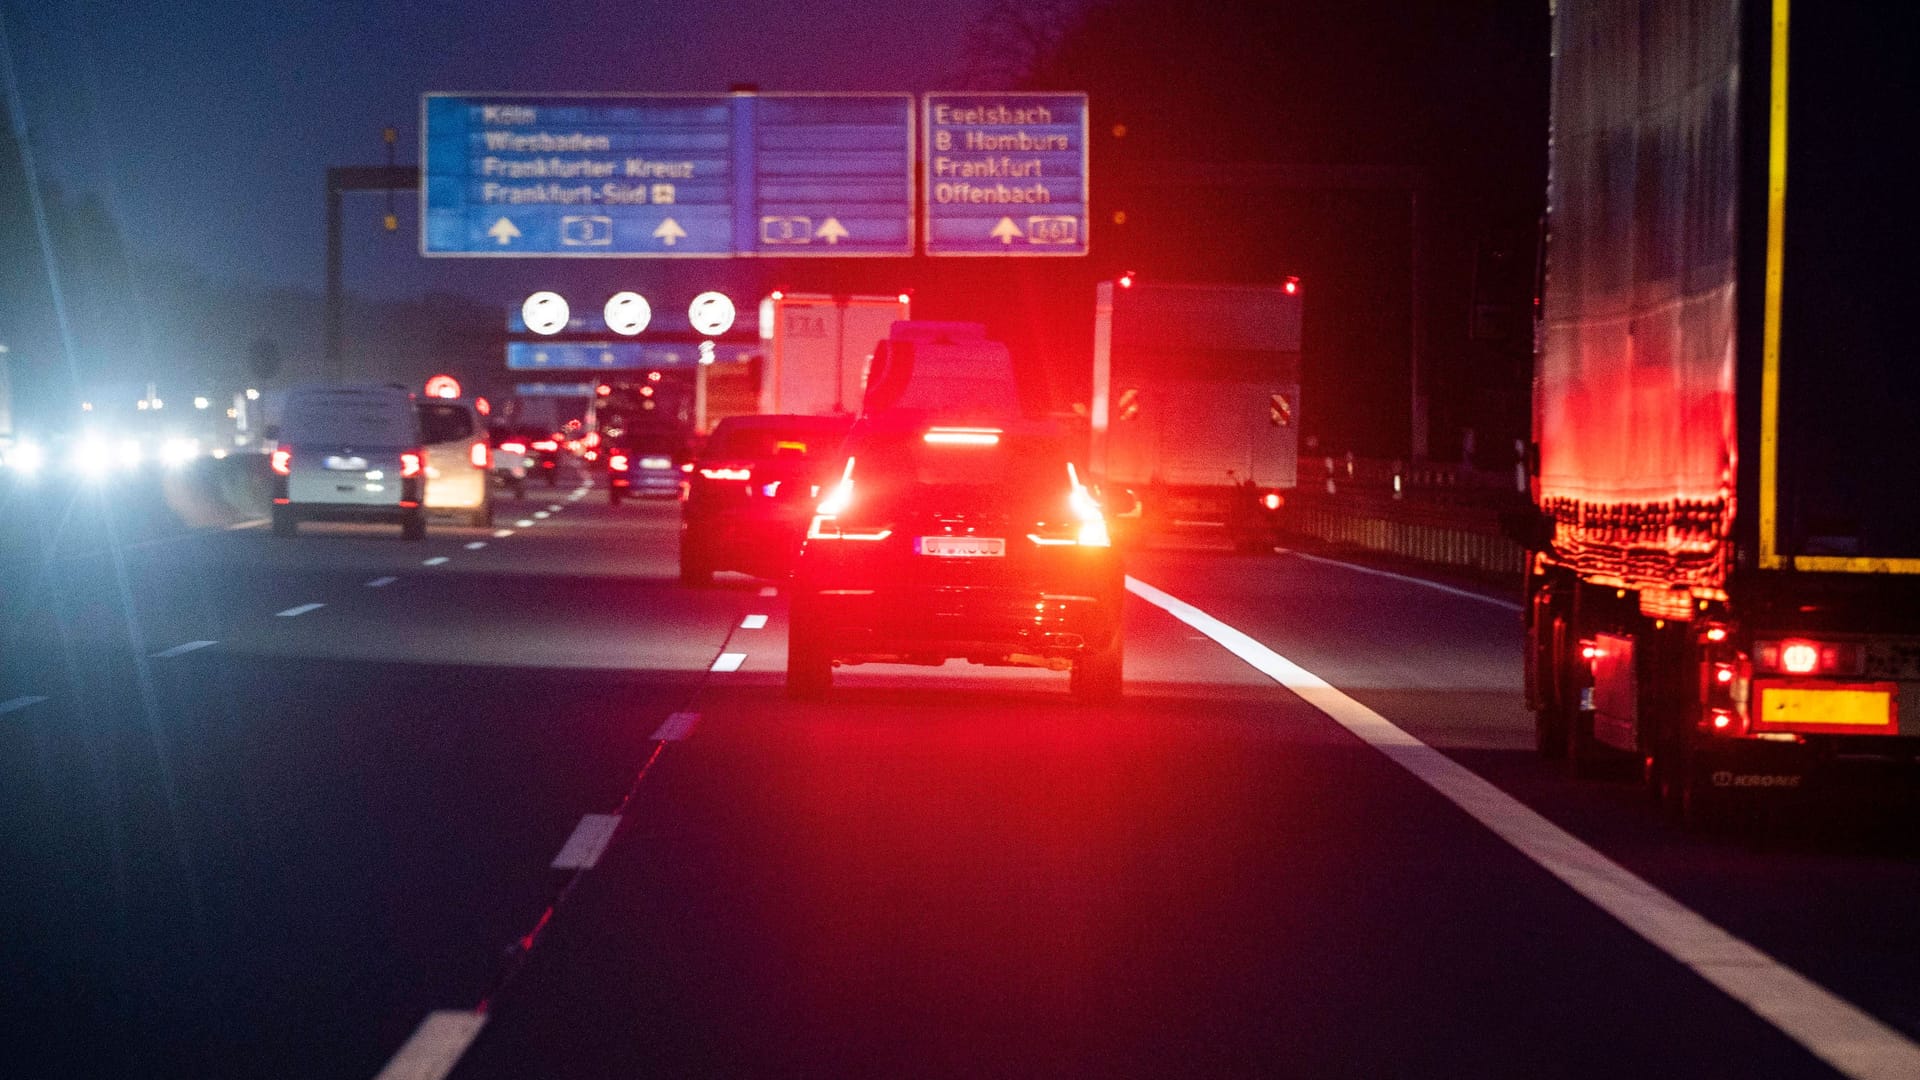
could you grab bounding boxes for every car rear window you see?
[853,430,1077,511]
[417,403,474,443]
[599,412,683,453]
[704,418,850,461]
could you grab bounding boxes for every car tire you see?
[271,506,296,537]
[679,535,713,588]
[1070,634,1124,703]
[608,486,622,506]
[401,509,426,542]
[785,599,832,699]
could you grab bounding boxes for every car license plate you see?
[324,455,368,471]
[641,456,672,469]
[916,536,1004,557]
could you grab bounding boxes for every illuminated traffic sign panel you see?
[506,341,758,370]
[423,93,913,257]
[922,93,1088,256]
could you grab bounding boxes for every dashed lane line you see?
[464,541,487,550]
[547,504,563,513]
[366,576,398,588]
[739,614,768,630]
[757,585,778,598]
[1125,574,1920,1080]
[551,814,621,870]
[150,640,216,658]
[651,711,699,741]
[274,603,324,618]
[533,511,551,520]
[0,696,49,716]
[373,1010,486,1080]
[493,529,514,539]
[710,652,746,673]
[514,519,535,528]
[422,556,450,566]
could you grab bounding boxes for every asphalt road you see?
[6,468,1920,1078]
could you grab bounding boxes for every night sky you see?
[4,0,992,298]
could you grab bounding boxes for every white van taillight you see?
[401,450,424,479]
[270,448,292,476]
[470,441,490,469]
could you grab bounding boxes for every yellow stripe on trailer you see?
[1758,0,1790,570]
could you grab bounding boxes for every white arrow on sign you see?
[990,217,1024,244]
[653,218,687,247]
[816,218,850,245]
[488,217,521,245]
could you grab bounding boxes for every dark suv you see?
[786,414,1125,701]
[679,413,854,585]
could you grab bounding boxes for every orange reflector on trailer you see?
[1753,683,1897,735]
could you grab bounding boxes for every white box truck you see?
[757,292,911,416]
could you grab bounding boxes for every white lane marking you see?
[225,518,268,531]
[1280,549,1525,612]
[739,614,768,630]
[373,1010,486,1080]
[422,556,450,566]
[464,541,487,550]
[151,640,216,658]
[652,711,699,741]
[568,492,584,502]
[514,519,535,528]
[492,528,514,539]
[275,603,324,618]
[547,504,563,513]
[1125,575,1920,1080]
[551,813,621,870]
[533,510,551,520]
[366,576,398,588]
[757,585,778,598]
[710,652,746,672]
[0,695,49,715]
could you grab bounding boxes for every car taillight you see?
[400,450,424,478]
[609,453,629,472]
[700,467,752,481]
[270,448,291,476]
[531,440,558,452]
[922,427,1002,446]
[470,442,490,468]
[500,441,527,455]
[1754,638,1864,676]
[807,457,889,540]
[1262,491,1283,511]
[1067,463,1110,546]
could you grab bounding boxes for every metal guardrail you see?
[1280,458,1530,576]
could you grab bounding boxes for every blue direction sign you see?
[424,94,912,257]
[923,93,1088,256]
[507,342,759,371]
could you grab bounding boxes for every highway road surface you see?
[7,469,1920,1079]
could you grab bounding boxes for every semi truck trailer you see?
[1522,0,1920,821]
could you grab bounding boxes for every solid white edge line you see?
[366,576,398,588]
[274,603,324,618]
[0,695,49,715]
[651,711,699,741]
[225,518,268,531]
[551,813,622,870]
[710,652,746,672]
[373,1009,486,1080]
[150,640,216,658]
[464,541,486,550]
[1281,548,1525,612]
[739,614,768,630]
[1125,574,1920,1080]
[422,556,450,566]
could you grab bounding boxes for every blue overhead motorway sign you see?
[922,93,1088,256]
[424,94,913,257]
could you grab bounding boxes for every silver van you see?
[270,385,427,540]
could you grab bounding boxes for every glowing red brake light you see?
[470,442,490,469]
[923,427,1002,446]
[531,439,558,452]
[609,453,630,472]
[1780,642,1819,675]
[1262,492,1282,511]
[700,467,752,481]
[270,448,291,476]
[500,441,527,455]
[400,450,424,479]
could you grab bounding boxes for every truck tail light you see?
[1754,638,1864,676]
[270,448,291,476]
[1262,491,1283,511]
[400,450,424,479]
[470,442,490,469]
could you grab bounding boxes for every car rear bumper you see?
[795,584,1122,663]
[684,510,809,574]
[612,467,682,496]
